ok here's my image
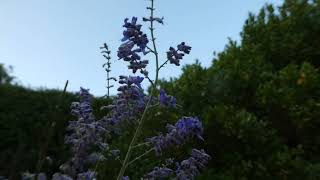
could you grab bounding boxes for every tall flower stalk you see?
[116,0,160,178]
[100,43,116,98]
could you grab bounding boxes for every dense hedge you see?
[159,0,320,179]
[0,85,111,179]
[1,0,320,179]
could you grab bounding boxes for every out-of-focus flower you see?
[177,42,191,54]
[175,149,211,180]
[159,89,176,108]
[52,173,73,180]
[77,171,96,180]
[144,167,174,180]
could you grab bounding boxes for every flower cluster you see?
[118,17,149,75]
[175,149,211,179]
[144,167,173,180]
[101,75,147,134]
[159,89,176,108]
[143,149,211,180]
[167,42,192,66]
[146,117,204,155]
[55,88,108,179]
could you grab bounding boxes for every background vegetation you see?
[1,0,320,179]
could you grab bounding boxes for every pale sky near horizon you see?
[0,0,282,96]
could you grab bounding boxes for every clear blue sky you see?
[0,0,282,96]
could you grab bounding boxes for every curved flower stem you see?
[116,0,159,179]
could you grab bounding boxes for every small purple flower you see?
[159,89,176,108]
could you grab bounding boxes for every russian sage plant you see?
[21,0,210,179]
[108,0,210,179]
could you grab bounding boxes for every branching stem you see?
[128,148,154,166]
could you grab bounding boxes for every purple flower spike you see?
[61,88,108,178]
[118,17,150,74]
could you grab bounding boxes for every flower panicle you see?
[59,88,109,178]
[118,17,150,75]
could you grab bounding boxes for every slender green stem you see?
[116,0,159,179]
[158,59,169,70]
[131,142,151,149]
[145,75,155,87]
[127,148,154,166]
